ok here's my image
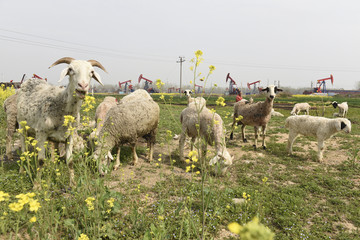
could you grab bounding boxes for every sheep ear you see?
[276,87,283,92]
[92,71,104,86]
[340,121,347,130]
[261,87,268,92]
[58,68,70,82]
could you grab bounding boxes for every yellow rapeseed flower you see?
[29,216,37,223]
[0,191,10,202]
[185,166,191,172]
[28,199,41,212]
[78,233,90,240]
[9,202,23,212]
[195,50,203,58]
[228,222,242,234]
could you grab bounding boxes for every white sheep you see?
[230,85,283,149]
[179,102,233,172]
[17,57,107,186]
[290,102,311,115]
[330,101,348,117]
[3,92,18,160]
[94,89,160,175]
[91,96,117,138]
[285,115,351,161]
[271,108,284,117]
[184,89,206,107]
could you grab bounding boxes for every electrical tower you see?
[177,56,185,96]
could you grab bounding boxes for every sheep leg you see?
[131,143,138,165]
[179,131,186,161]
[241,125,247,143]
[287,131,298,154]
[261,125,267,149]
[65,135,75,186]
[114,147,121,170]
[50,141,59,162]
[147,141,154,162]
[230,118,236,140]
[190,137,196,151]
[253,126,259,149]
[317,140,325,162]
[33,132,47,190]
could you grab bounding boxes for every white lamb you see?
[17,57,107,186]
[230,85,283,149]
[184,89,206,107]
[290,102,311,115]
[94,89,160,175]
[285,115,351,161]
[179,102,233,172]
[330,101,348,117]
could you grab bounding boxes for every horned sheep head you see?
[49,57,107,99]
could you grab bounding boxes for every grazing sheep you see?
[330,101,348,117]
[17,57,106,186]
[179,103,233,171]
[91,96,117,138]
[3,93,18,160]
[230,85,283,149]
[290,102,311,115]
[285,115,351,161]
[94,89,160,175]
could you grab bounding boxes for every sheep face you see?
[335,118,351,133]
[331,101,338,108]
[261,85,283,99]
[49,57,106,99]
[60,60,102,99]
[184,89,192,97]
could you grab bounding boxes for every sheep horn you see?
[88,60,108,73]
[48,57,75,69]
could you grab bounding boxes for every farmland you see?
[0,90,360,239]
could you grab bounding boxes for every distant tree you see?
[356,81,360,90]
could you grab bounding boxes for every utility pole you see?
[177,56,185,97]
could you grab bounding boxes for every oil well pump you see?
[226,73,238,95]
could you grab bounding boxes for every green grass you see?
[0,93,359,239]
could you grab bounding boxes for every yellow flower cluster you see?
[156,79,165,91]
[8,192,41,212]
[107,197,115,208]
[216,97,226,107]
[242,192,251,202]
[209,65,216,74]
[228,217,275,240]
[0,191,10,202]
[81,95,96,112]
[185,151,199,174]
[0,84,15,105]
[85,197,95,211]
[78,233,90,240]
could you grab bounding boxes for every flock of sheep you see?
[2,57,352,187]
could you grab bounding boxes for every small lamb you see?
[290,102,311,115]
[285,115,351,161]
[184,89,206,107]
[330,101,348,117]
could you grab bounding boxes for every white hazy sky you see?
[0,0,359,90]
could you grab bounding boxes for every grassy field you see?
[0,91,359,239]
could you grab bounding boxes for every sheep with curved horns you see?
[230,85,283,149]
[330,101,348,117]
[285,115,351,161]
[290,102,311,115]
[17,57,107,186]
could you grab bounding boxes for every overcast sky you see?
[0,0,359,91]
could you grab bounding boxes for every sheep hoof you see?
[230,133,234,140]
[252,145,257,149]
[262,146,267,150]
[243,139,248,143]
